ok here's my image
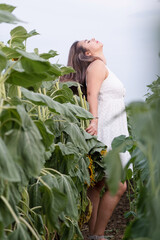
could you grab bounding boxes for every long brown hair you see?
[60,41,99,98]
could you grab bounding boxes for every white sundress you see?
[97,66,131,168]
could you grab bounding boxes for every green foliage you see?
[0,4,106,239]
[105,76,160,240]
[1,3,160,240]
[102,134,133,194]
[0,50,7,72]
[144,76,160,104]
[0,5,21,24]
[0,4,16,13]
[0,137,20,182]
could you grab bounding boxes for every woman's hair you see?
[60,41,99,98]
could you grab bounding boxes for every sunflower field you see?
[0,4,160,240]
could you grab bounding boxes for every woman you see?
[60,39,130,240]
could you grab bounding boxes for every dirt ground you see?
[81,190,131,240]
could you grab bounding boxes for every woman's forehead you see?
[78,40,86,47]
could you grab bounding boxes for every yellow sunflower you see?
[87,155,96,187]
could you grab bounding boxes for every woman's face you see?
[78,38,103,55]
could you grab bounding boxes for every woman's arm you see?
[85,60,106,135]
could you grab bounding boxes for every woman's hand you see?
[86,119,98,136]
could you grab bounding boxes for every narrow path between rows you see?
[82,190,131,240]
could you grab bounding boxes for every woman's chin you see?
[98,41,103,47]
[100,42,103,48]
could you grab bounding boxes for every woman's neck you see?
[93,51,106,65]
[99,53,106,65]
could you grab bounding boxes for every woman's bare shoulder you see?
[87,59,106,73]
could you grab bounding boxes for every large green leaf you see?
[27,29,39,38]
[21,88,78,122]
[6,71,53,87]
[7,27,38,50]
[63,102,93,120]
[103,149,122,195]
[56,174,79,220]
[82,129,107,153]
[0,4,16,13]
[127,100,160,186]
[0,107,21,137]
[46,142,78,175]
[0,199,13,229]
[51,84,74,103]
[126,101,151,141]
[60,220,83,240]
[34,120,54,149]
[28,182,42,214]
[15,49,52,73]
[8,41,25,50]
[111,135,133,152]
[57,142,79,156]
[4,106,45,178]
[8,85,19,98]
[0,137,20,182]
[8,223,31,240]
[0,41,5,49]
[60,66,75,75]
[0,183,22,228]
[63,122,89,152]
[42,174,68,210]
[40,174,68,229]
[11,50,61,76]
[60,81,79,88]
[10,26,28,43]
[0,224,7,240]
[145,76,160,104]
[47,63,64,76]
[40,50,58,60]
[16,49,48,62]
[0,50,7,72]
[29,175,68,230]
[124,98,160,239]
[0,10,21,24]
[21,88,93,122]
[44,117,64,138]
[21,57,50,73]
[76,157,90,185]
[100,134,133,193]
[2,46,21,59]
[132,147,149,182]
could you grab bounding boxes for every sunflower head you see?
[100,149,107,156]
[87,155,95,187]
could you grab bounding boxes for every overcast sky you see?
[1,0,160,104]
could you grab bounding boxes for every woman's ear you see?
[85,51,92,56]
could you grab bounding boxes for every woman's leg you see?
[93,181,127,238]
[87,179,105,235]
